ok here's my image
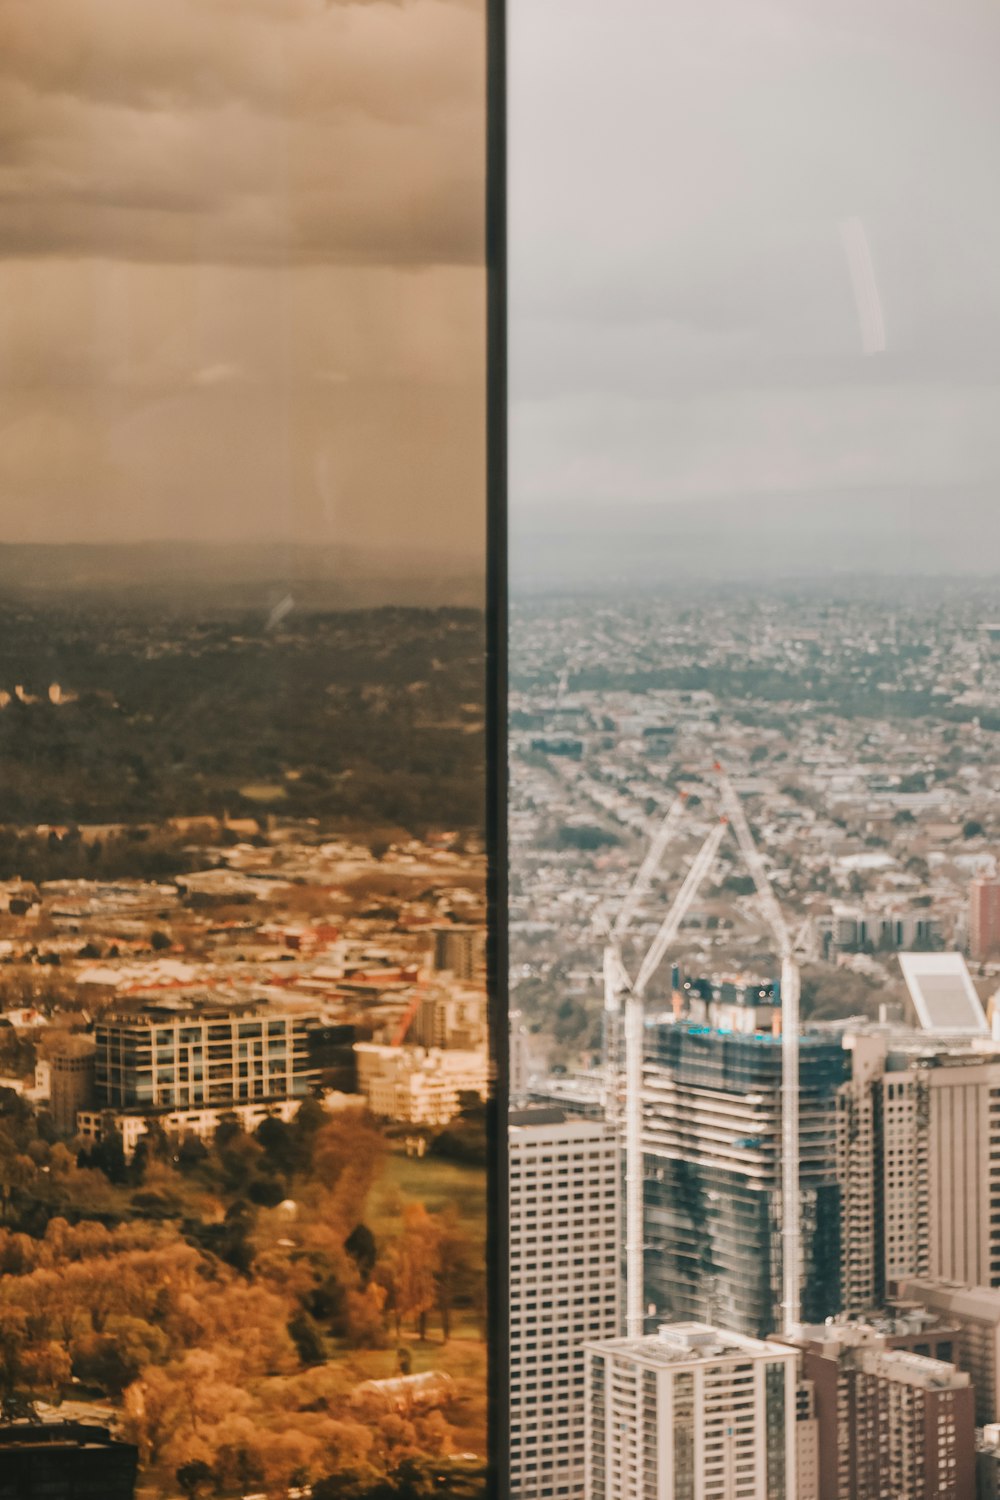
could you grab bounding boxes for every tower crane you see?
[597,792,688,1123]
[622,815,729,1338]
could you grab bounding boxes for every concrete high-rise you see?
[432,924,484,980]
[837,1036,1000,1312]
[970,879,1000,963]
[509,1109,621,1500]
[894,1279,1000,1427]
[788,1323,974,1500]
[641,1007,848,1339]
[584,1322,800,1500]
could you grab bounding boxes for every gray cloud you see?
[0,0,484,267]
[0,0,486,550]
[510,0,1000,539]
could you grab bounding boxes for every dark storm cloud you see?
[0,0,484,266]
[0,0,486,549]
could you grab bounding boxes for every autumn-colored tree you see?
[312,1110,385,1236]
[393,1204,441,1341]
[434,1209,477,1342]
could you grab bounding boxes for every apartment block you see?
[76,1096,302,1160]
[837,1033,932,1314]
[838,1040,1000,1311]
[509,1109,621,1500]
[894,1279,1000,1426]
[409,986,487,1051]
[584,1323,799,1500]
[970,880,1000,963]
[48,1041,96,1135]
[354,1043,487,1126]
[789,1323,975,1500]
[432,924,485,980]
[94,1001,320,1112]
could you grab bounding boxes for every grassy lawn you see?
[367,1150,487,1247]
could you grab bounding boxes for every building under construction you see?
[603,765,814,1342]
[641,993,848,1340]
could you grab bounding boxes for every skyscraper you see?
[584,1323,800,1500]
[837,1036,1000,1310]
[641,1009,848,1338]
[509,1109,621,1500]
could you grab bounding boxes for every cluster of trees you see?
[0,604,485,834]
[0,825,202,883]
[0,1090,487,1496]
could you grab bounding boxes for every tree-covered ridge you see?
[0,604,485,832]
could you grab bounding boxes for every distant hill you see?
[512,488,1000,593]
[0,541,484,610]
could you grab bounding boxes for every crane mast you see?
[715,763,801,1336]
[602,793,688,1126]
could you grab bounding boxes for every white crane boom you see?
[714,763,791,957]
[624,815,728,1338]
[601,790,689,1125]
[612,792,688,941]
[633,818,728,998]
[714,761,801,1335]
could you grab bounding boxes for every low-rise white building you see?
[353,1042,487,1125]
[76,1096,302,1159]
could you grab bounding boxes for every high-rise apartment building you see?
[788,1323,975,1500]
[837,1032,932,1313]
[510,1009,531,1105]
[894,1279,1000,1427]
[584,1323,799,1500]
[509,1109,621,1500]
[837,1037,1000,1311]
[94,1001,321,1112]
[641,1010,848,1338]
[970,879,1000,963]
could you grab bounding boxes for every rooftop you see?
[584,1322,794,1369]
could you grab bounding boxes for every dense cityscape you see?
[509,581,1000,1500]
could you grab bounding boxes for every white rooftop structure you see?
[898,951,988,1036]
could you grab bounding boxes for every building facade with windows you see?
[788,1323,974,1500]
[641,1015,848,1338]
[93,1001,320,1112]
[584,1323,799,1500]
[837,1037,1000,1314]
[509,1109,621,1500]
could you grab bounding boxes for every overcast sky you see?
[509,0,1000,542]
[0,0,485,555]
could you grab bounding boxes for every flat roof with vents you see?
[898,953,988,1036]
